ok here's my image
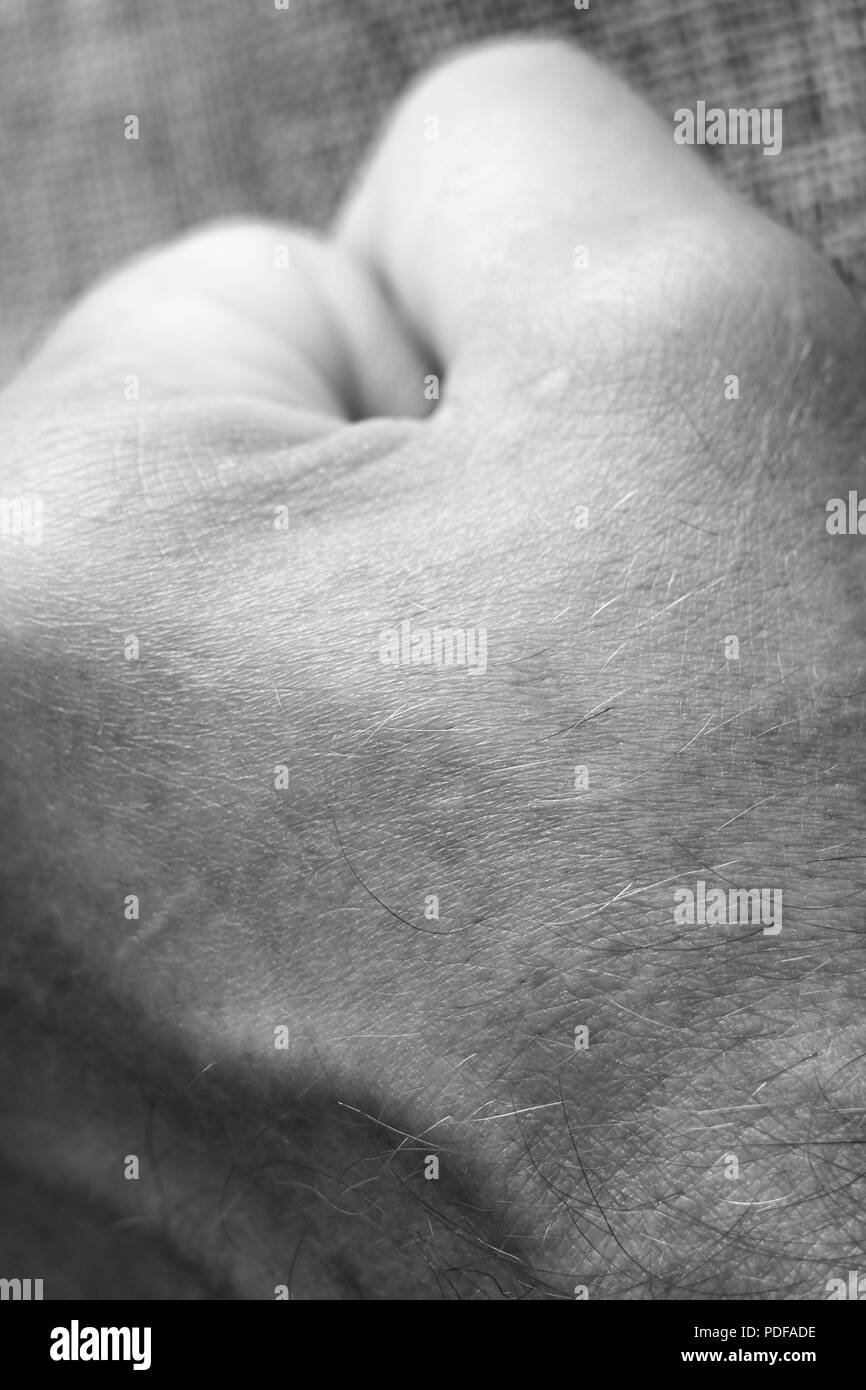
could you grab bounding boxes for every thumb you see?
[335,38,722,374]
[335,37,860,398]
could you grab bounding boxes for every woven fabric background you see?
[0,0,863,385]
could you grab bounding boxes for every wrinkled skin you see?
[1,40,865,1300]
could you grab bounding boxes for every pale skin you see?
[1,40,865,1299]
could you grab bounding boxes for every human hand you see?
[2,39,864,1300]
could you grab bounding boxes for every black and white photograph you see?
[0,0,864,1342]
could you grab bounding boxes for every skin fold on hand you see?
[0,38,865,1300]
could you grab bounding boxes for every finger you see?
[335,38,858,382]
[8,220,431,422]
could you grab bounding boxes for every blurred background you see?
[0,0,863,382]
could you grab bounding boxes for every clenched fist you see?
[1,39,864,1301]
